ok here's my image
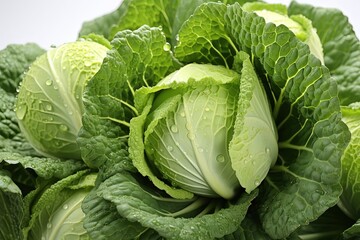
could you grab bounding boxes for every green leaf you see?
[82,186,149,240]
[0,43,45,93]
[0,170,24,240]
[108,0,177,41]
[225,3,350,238]
[338,104,360,220]
[343,218,360,239]
[288,2,360,105]
[0,88,36,156]
[295,205,353,240]
[78,25,179,169]
[0,152,86,180]
[174,2,238,67]
[79,0,179,42]
[229,52,277,194]
[22,170,95,240]
[95,171,257,240]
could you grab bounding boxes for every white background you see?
[0,0,359,50]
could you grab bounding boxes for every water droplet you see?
[16,105,27,120]
[45,79,52,86]
[265,147,270,154]
[175,34,180,42]
[167,146,173,152]
[163,42,171,51]
[198,147,204,153]
[205,107,210,112]
[45,104,52,111]
[59,125,68,131]
[254,180,260,186]
[216,154,225,163]
[84,61,92,67]
[170,125,178,133]
[41,236,46,240]
[47,223,52,229]
[75,94,80,100]
[187,133,195,140]
[180,111,186,117]
[63,204,69,210]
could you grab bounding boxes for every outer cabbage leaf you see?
[78,25,179,169]
[79,0,179,42]
[0,170,24,240]
[82,188,150,240]
[22,170,95,240]
[220,213,272,240]
[0,43,45,93]
[294,205,353,240]
[343,219,360,239]
[79,0,258,46]
[174,2,237,67]
[0,88,36,156]
[225,3,350,238]
[81,143,151,240]
[288,1,360,105]
[338,104,360,220]
[0,152,86,180]
[94,171,257,240]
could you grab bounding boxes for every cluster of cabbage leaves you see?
[0,0,360,239]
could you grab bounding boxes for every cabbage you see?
[15,41,108,159]
[130,59,278,199]
[338,103,360,220]
[1,0,359,239]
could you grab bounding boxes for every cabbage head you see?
[129,52,278,199]
[15,41,108,159]
[22,170,96,240]
[338,103,360,220]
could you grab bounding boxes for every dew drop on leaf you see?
[216,154,225,163]
[59,125,68,131]
[47,223,52,229]
[16,105,27,120]
[170,125,178,133]
[163,42,171,51]
[45,104,53,111]
[187,133,195,140]
[45,79,52,86]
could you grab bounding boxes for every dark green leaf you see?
[174,2,237,67]
[95,171,257,240]
[225,3,350,238]
[0,43,45,93]
[78,25,179,169]
[0,170,24,240]
[288,2,360,105]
